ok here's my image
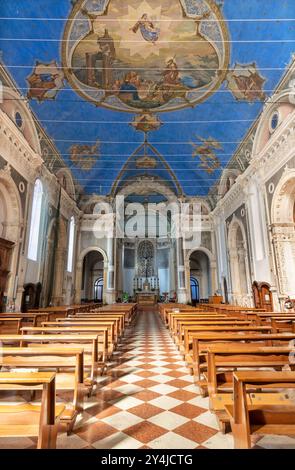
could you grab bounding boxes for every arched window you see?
[28,179,43,261]
[67,216,75,272]
[190,277,199,303]
[94,277,104,302]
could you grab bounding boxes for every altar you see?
[134,276,159,306]
[136,293,158,306]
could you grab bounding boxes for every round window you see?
[15,111,23,129]
[270,111,280,132]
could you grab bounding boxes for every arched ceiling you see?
[0,0,294,197]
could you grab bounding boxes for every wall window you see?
[190,277,199,303]
[94,277,104,302]
[67,216,75,272]
[27,179,43,261]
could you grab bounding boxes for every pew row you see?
[225,371,295,448]
[0,372,64,448]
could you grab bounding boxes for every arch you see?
[188,249,211,302]
[185,246,214,264]
[56,168,76,200]
[0,168,23,242]
[228,216,251,305]
[75,246,108,304]
[0,168,22,308]
[271,169,295,224]
[1,87,41,154]
[253,90,295,157]
[78,246,108,266]
[116,178,177,203]
[218,169,241,199]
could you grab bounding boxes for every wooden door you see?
[0,238,14,312]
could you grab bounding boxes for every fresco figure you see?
[162,58,180,85]
[131,14,160,44]
[120,73,140,101]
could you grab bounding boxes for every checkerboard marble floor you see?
[1,309,295,449]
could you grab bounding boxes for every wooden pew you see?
[91,304,137,325]
[68,315,125,336]
[159,305,196,325]
[191,332,295,381]
[175,320,254,349]
[166,310,223,329]
[41,320,118,349]
[63,313,126,337]
[0,334,100,387]
[20,326,109,362]
[202,344,295,432]
[168,313,229,334]
[0,312,53,327]
[0,372,64,448]
[0,347,87,434]
[225,370,295,448]
[183,325,273,361]
[0,317,22,334]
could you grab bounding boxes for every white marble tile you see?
[149,396,182,410]
[101,411,143,430]
[148,411,189,430]
[149,384,178,395]
[149,431,197,449]
[92,432,143,449]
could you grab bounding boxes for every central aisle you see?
[66,309,232,449]
[55,309,295,449]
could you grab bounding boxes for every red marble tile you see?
[174,421,217,443]
[165,379,192,388]
[132,390,161,402]
[170,403,206,419]
[77,422,117,443]
[135,371,155,378]
[124,421,167,443]
[128,403,164,419]
[133,379,160,388]
[163,370,185,378]
[167,390,197,401]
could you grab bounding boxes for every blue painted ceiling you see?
[0,0,294,197]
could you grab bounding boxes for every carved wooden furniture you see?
[0,237,14,312]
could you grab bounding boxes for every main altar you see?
[134,276,159,305]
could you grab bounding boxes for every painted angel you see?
[130,14,160,44]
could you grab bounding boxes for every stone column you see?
[105,235,116,304]
[176,236,187,303]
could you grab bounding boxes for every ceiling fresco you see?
[0,0,294,197]
[63,0,229,112]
